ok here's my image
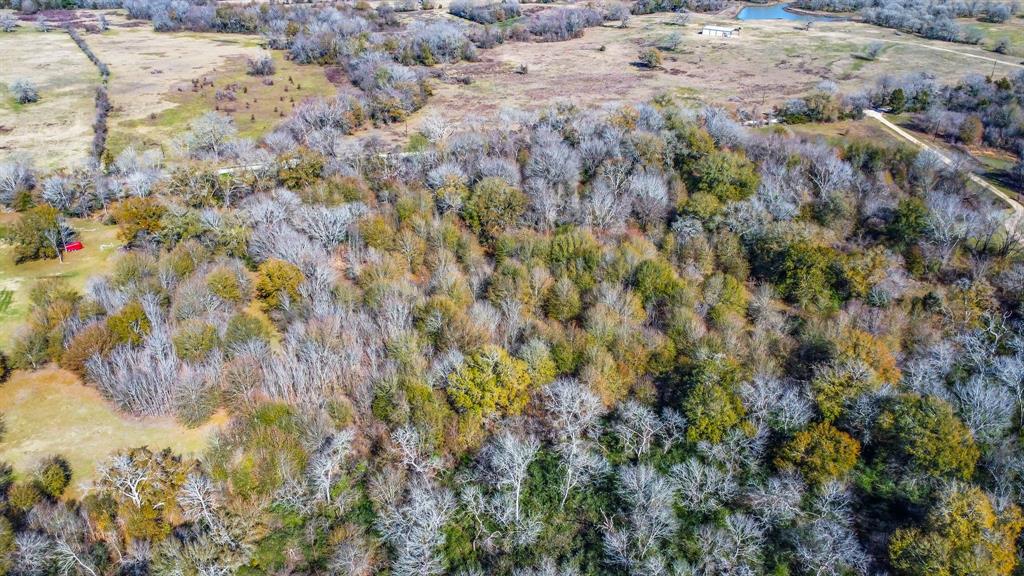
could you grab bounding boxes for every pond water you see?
[736,2,839,22]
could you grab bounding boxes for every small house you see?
[701,25,740,38]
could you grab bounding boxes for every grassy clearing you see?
[84,21,268,157]
[960,18,1024,57]
[0,368,224,495]
[367,12,1012,146]
[112,50,337,156]
[0,217,121,349]
[0,27,97,169]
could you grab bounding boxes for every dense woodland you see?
[3,88,1024,574]
[3,1,1024,576]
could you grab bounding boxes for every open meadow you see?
[366,10,1024,144]
[86,13,339,157]
[0,368,224,494]
[0,26,98,169]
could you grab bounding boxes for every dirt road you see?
[876,39,1024,70]
[864,109,1023,231]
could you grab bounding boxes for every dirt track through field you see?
[865,109,1024,230]
[875,39,1024,70]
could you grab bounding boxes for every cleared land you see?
[0,217,121,348]
[367,12,1024,144]
[0,26,98,169]
[86,19,262,155]
[0,368,224,494]
[87,17,337,157]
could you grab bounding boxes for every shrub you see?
[60,323,115,377]
[224,311,272,349]
[206,266,249,303]
[690,150,759,202]
[113,197,167,244]
[957,115,983,145]
[255,259,304,311]
[462,177,527,244]
[10,79,39,104]
[682,357,747,444]
[446,345,532,418]
[775,422,860,485]
[6,482,41,515]
[9,204,66,263]
[106,301,152,346]
[35,455,72,498]
[0,350,9,385]
[877,394,980,481]
[543,277,582,322]
[890,482,1023,576]
[246,54,276,76]
[638,48,662,68]
[173,321,221,361]
[633,258,680,305]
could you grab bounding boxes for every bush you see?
[958,115,984,145]
[9,205,70,264]
[173,321,221,361]
[206,266,249,303]
[543,277,582,322]
[638,48,662,68]
[60,323,115,377]
[106,301,152,346]
[7,482,42,517]
[877,394,980,482]
[10,79,39,104]
[255,259,304,311]
[113,197,167,244]
[0,350,9,385]
[246,54,276,76]
[462,177,527,244]
[775,422,860,485]
[446,345,531,418]
[689,150,759,202]
[35,455,72,498]
[224,312,272,350]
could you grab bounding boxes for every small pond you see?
[736,2,840,22]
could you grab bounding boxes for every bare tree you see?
[484,431,540,523]
[543,379,609,507]
[614,400,662,458]
[376,481,455,576]
[670,457,737,513]
[603,464,677,572]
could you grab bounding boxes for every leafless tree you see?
[393,426,443,478]
[614,400,662,458]
[99,453,152,509]
[483,431,540,523]
[670,457,737,513]
[695,513,764,575]
[376,481,455,576]
[307,429,356,508]
[745,473,805,526]
[543,379,608,506]
[954,375,1015,444]
[603,464,677,572]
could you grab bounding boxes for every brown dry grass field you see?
[88,14,339,157]
[0,26,98,169]
[0,368,225,495]
[368,11,1024,144]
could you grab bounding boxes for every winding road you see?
[864,109,1023,231]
